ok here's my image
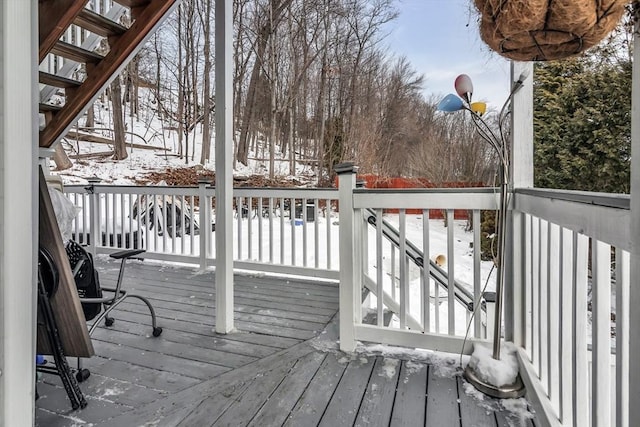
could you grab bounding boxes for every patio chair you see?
[65,240,163,382]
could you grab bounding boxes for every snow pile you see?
[462,381,535,422]
[380,358,399,378]
[467,342,519,387]
[501,397,535,424]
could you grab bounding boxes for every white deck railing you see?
[336,166,497,354]
[64,182,340,280]
[336,166,631,427]
[65,174,630,427]
[512,189,630,427]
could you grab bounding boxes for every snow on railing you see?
[336,164,499,355]
[63,182,340,279]
[512,188,630,427]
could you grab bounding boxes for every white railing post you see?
[337,163,359,352]
[484,291,496,341]
[87,177,101,256]
[198,179,209,270]
[357,180,368,310]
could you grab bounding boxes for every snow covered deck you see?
[35,257,536,426]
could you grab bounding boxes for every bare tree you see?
[197,0,213,164]
[236,0,294,166]
[129,0,498,187]
[111,75,128,160]
[53,144,73,170]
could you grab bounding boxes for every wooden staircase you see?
[38,0,179,149]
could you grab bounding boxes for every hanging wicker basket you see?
[474,0,630,61]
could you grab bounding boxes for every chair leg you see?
[121,294,163,337]
[87,295,127,336]
[86,292,162,337]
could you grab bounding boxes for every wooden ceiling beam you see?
[39,0,178,148]
[39,0,89,62]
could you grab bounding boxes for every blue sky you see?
[385,0,511,107]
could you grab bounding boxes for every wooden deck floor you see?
[35,258,537,427]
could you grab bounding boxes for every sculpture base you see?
[463,365,526,399]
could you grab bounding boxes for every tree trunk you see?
[199,0,212,164]
[237,0,294,166]
[237,37,266,166]
[288,101,295,175]
[52,144,73,170]
[84,103,95,128]
[176,5,184,158]
[268,2,277,179]
[111,76,128,160]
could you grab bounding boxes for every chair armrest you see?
[109,249,146,260]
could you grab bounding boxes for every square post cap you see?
[335,162,359,174]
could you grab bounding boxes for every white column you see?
[215,0,234,333]
[506,61,533,344]
[628,6,640,427]
[337,163,358,352]
[0,0,38,425]
[510,61,534,189]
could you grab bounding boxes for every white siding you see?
[629,8,640,427]
[0,0,37,426]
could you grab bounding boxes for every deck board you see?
[35,258,539,427]
[354,356,401,427]
[426,368,461,427]
[247,351,326,427]
[76,356,199,392]
[318,355,376,426]
[390,360,428,426]
[212,357,298,426]
[101,308,300,350]
[284,352,347,427]
[457,377,498,427]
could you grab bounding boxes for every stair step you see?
[50,41,104,64]
[113,0,151,7]
[39,71,82,88]
[40,0,179,148]
[39,103,62,113]
[75,9,128,37]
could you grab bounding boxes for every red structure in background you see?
[337,175,487,219]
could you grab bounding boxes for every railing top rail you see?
[516,188,630,210]
[515,190,631,250]
[354,187,496,195]
[353,188,498,210]
[64,185,201,196]
[234,186,336,191]
[234,187,338,198]
[64,184,338,197]
[64,184,200,190]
